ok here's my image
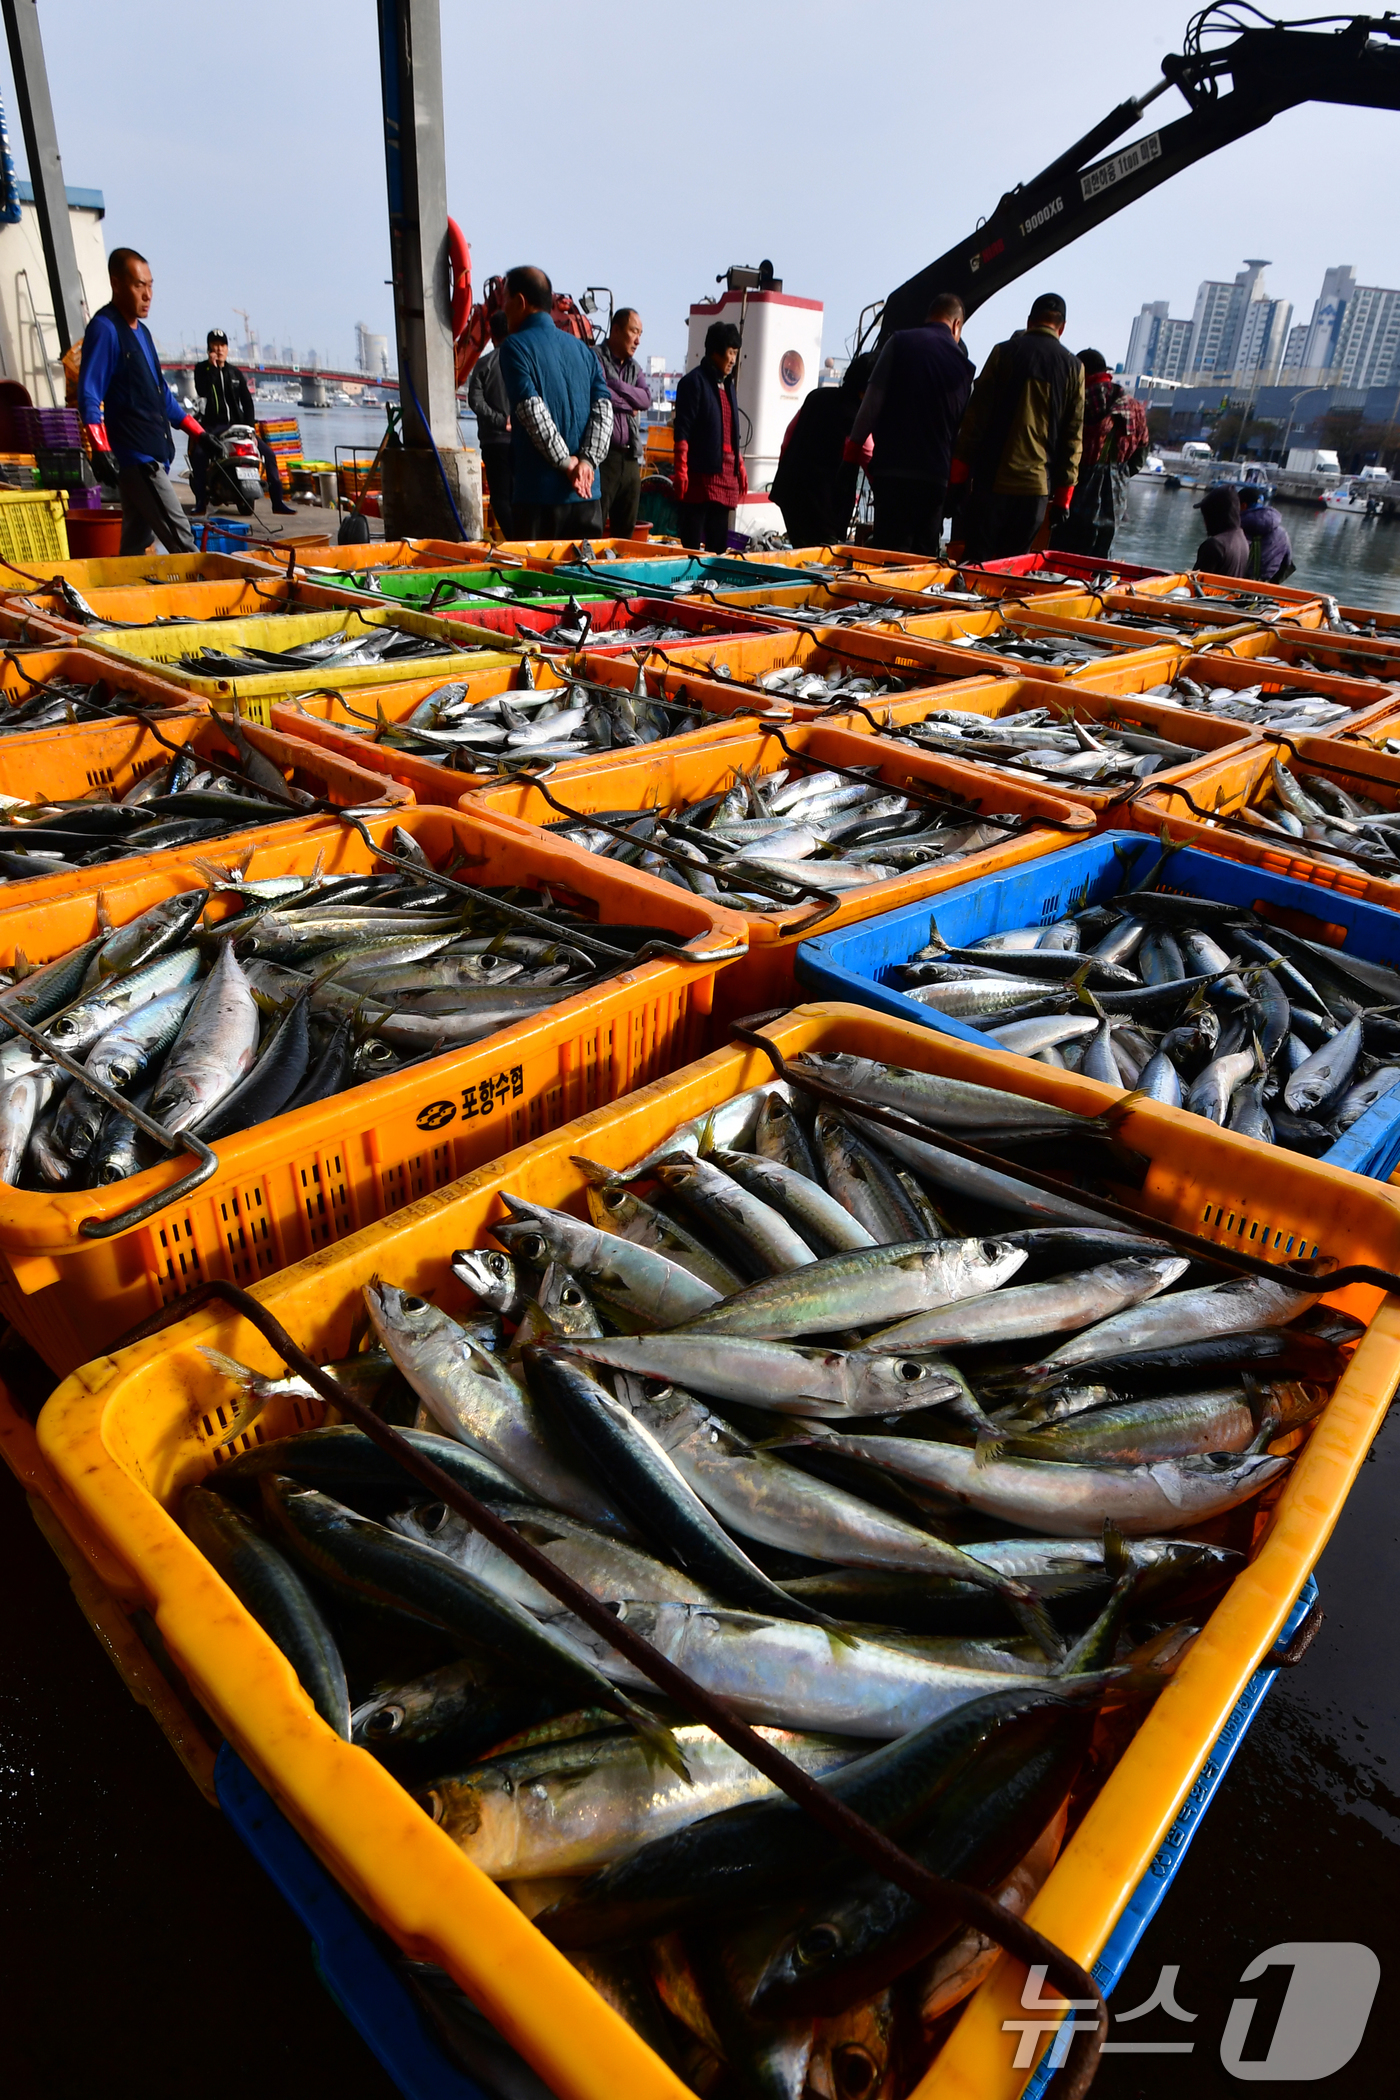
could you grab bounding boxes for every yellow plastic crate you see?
[34,1002,1400,2100]
[85,604,521,721]
[0,488,67,564]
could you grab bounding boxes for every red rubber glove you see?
[1051,484,1074,512]
[948,457,971,488]
[737,454,749,499]
[83,422,120,487]
[841,435,874,467]
[180,415,206,440]
[671,438,689,505]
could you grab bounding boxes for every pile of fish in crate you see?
[8,538,1400,2100]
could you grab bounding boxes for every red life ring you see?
[447,218,472,340]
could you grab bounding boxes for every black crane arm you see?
[880,8,1400,336]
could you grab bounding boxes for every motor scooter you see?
[205,424,263,514]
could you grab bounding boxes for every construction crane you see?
[878,7,1400,339]
[232,306,256,360]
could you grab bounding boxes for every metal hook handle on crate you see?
[109,1273,1110,2099]
[0,1005,219,1236]
[328,807,745,968]
[493,758,848,939]
[28,697,728,967]
[1139,776,1400,882]
[725,1019,1400,1298]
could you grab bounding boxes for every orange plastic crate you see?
[0,596,72,644]
[821,665,1268,820]
[0,711,410,908]
[35,1002,1400,2100]
[0,643,200,720]
[464,715,1093,1014]
[881,596,1249,668]
[0,804,743,1375]
[268,654,775,807]
[16,571,398,633]
[1130,730,1400,911]
[1079,641,1400,743]
[0,550,279,593]
[1213,621,1400,689]
[649,613,1186,697]
[1108,570,1328,628]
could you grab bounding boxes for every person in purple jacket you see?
[597,308,650,535]
[1238,485,1295,583]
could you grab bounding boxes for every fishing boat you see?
[1324,467,1397,515]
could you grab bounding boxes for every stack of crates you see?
[256,416,302,470]
[17,404,88,495]
[16,405,80,450]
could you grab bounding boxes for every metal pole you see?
[1,0,86,352]
[376,0,456,452]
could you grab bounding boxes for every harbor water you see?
[1112,477,1400,612]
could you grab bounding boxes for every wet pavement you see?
[3,1377,1394,2098]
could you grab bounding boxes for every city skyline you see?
[1122,255,1400,393]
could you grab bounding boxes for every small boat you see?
[1324,467,1393,515]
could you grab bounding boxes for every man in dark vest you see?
[949,291,1085,563]
[844,293,973,556]
[78,246,208,555]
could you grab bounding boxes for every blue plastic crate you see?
[1021,1575,1319,2096]
[215,1746,489,2100]
[794,831,1400,1183]
[191,516,256,555]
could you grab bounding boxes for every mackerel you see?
[363,1283,629,1529]
[555,1331,963,1417]
[811,1430,1289,1535]
[491,1196,721,1323]
[667,1238,1025,1339]
[632,1386,1038,1586]
[418,1722,863,1880]
[862,1254,1188,1351]
[1025,1273,1321,1377]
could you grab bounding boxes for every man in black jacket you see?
[845,294,972,556]
[191,329,293,515]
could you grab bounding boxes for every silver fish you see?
[815,1432,1289,1536]
[1025,1274,1320,1377]
[490,1197,721,1324]
[669,1239,1026,1339]
[564,1600,1062,1738]
[633,1386,1028,1583]
[862,1254,1188,1351]
[1285,1014,1363,1114]
[364,1283,627,1528]
[149,943,260,1134]
[557,1334,962,1418]
[418,1722,862,1880]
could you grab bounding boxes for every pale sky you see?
[2,0,1396,378]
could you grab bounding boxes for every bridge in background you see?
[160,360,399,409]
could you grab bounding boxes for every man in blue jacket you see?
[78,247,208,554]
[496,265,612,539]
